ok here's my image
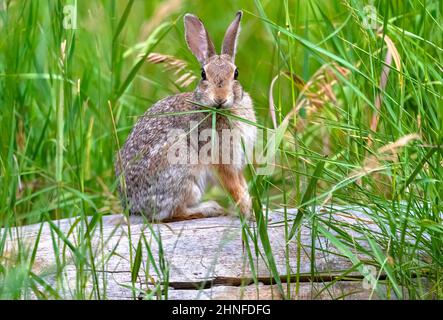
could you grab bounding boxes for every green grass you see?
[0,0,442,299]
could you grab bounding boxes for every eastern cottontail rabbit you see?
[115,11,257,222]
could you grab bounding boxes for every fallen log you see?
[2,206,409,299]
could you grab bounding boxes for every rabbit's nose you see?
[214,98,227,106]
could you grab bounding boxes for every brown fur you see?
[115,11,256,222]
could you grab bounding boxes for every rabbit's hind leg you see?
[171,200,227,221]
[169,177,226,220]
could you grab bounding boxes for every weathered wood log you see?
[2,206,407,300]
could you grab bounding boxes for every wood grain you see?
[3,206,406,300]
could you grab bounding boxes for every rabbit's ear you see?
[184,14,216,65]
[221,11,242,61]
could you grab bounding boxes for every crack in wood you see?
[159,274,389,290]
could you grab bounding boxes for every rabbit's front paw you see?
[239,193,255,221]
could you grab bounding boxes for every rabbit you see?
[114,11,257,222]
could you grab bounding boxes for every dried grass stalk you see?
[352,133,420,189]
[292,63,349,133]
[144,52,197,88]
[140,0,183,38]
[368,33,402,148]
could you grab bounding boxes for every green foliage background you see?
[0,0,441,299]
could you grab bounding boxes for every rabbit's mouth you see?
[214,98,228,108]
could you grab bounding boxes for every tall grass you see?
[0,0,441,299]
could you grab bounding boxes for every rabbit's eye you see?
[201,69,207,80]
[234,68,239,80]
